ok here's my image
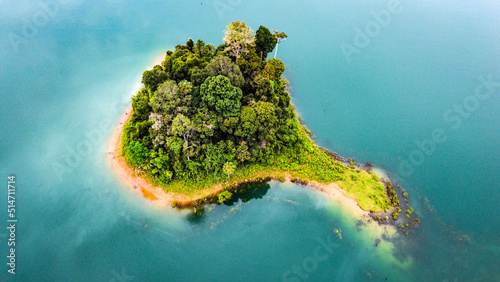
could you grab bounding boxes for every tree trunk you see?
[274,42,279,59]
[183,133,190,161]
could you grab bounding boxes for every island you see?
[109,22,407,222]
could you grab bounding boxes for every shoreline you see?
[107,106,377,223]
[106,53,400,227]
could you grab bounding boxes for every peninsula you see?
[109,22,400,216]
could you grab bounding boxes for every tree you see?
[255,25,277,59]
[267,59,285,80]
[194,39,205,57]
[150,80,190,122]
[142,65,168,91]
[146,149,173,182]
[235,106,257,139]
[200,75,243,117]
[252,101,278,142]
[190,66,207,86]
[186,38,194,52]
[223,162,236,180]
[178,80,193,96]
[223,21,255,59]
[171,114,195,160]
[236,141,251,164]
[272,30,288,59]
[262,63,276,81]
[236,50,262,78]
[126,141,149,166]
[205,56,245,88]
[132,88,153,121]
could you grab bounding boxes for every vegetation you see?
[120,22,398,212]
[386,181,399,206]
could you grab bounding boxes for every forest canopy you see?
[121,22,394,212]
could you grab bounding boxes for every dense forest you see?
[121,22,396,212]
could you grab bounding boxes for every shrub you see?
[126,141,149,166]
[217,191,233,204]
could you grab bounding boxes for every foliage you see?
[255,25,277,59]
[217,190,233,204]
[267,59,285,80]
[223,162,236,180]
[386,181,400,207]
[272,30,288,58]
[235,141,251,164]
[223,21,255,59]
[201,75,242,117]
[126,141,149,166]
[120,22,396,213]
[205,56,245,88]
[142,65,168,92]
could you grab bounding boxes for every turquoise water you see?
[1,0,499,281]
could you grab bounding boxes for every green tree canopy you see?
[200,75,243,117]
[149,80,191,122]
[126,141,149,166]
[222,161,236,180]
[255,25,277,59]
[236,141,251,164]
[132,88,153,121]
[223,21,255,59]
[205,56,245,88]
[142,65,168,91]
[267,59,285,80]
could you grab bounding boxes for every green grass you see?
[338,168,391,212]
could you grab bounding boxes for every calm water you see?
[1,0,499,281]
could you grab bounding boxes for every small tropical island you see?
[109,22,411,224]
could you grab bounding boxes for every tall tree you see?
[205,56,245,88]
[142,65,168,91]
[149,80,191,122]
[236,141,251,164]
[223,162,236,180]
[171,114,194,160]
[200,75,243,117]
[255,25,277,60]
[263,59,285,81]
[223,21,255,59]
[272,30,288,59]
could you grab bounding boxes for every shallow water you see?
[1,0,499,281]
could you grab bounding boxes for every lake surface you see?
[1,0,499,281]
